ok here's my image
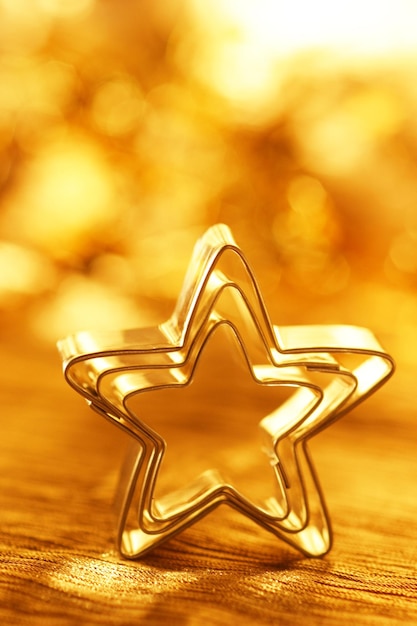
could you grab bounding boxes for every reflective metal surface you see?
[58,225,394,558]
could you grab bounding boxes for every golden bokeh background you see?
[1,0,416,364]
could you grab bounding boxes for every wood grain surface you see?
[1,316,416,626]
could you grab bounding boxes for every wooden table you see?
[1,317,416,625]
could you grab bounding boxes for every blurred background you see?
[0,0,416,365]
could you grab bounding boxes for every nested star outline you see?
[59,224,394,558]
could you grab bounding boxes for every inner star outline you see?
[58,224,394,558]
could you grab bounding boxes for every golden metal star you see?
[58,224,394,558]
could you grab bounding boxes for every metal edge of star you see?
[58,224,395,559]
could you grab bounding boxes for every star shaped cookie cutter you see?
[58,224,394,558]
